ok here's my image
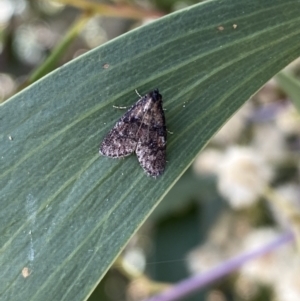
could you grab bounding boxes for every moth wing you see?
[99,98,146,158]
[136,141,166,177]
[136,101,167,177]
[99,127,137,158]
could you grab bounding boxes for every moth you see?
[99,89,167,177]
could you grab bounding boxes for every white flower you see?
[240,228,294,286]
[186,242,225,274]
[193,148,223,176]
[270,184,300,229]
[274,259,300,301]
[212,102,252,146]
[123,247,146,275]
[275,104,300,136]
[217,147,273,209]
[234,276,260,300]
[251,123,287,163]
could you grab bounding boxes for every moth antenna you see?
[135,89,142,98]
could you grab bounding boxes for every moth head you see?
[150,89,162,102]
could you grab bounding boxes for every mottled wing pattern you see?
[100,89,167,177]
[99,97,147,158]
[135,93,167,177]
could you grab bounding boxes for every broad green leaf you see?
[1,0,300,300]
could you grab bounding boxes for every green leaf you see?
[1,0,300,300]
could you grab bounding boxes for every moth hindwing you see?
[99,89,167,177]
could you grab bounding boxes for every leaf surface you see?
[1,0,300,300]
